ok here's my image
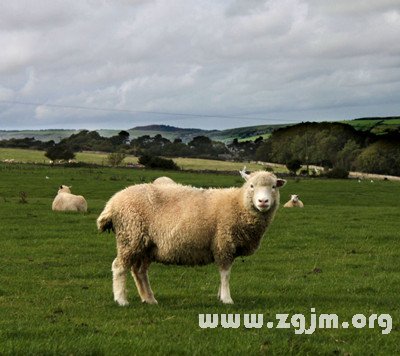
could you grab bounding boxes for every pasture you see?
[0,163,399,355]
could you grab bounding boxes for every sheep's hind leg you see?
[131,260,147,302]
[131,260,158,305]
[112,258,129,306]
[218,264,234,304]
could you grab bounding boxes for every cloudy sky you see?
[1,0,400,130]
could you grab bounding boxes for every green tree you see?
[286,159,302,175]
[336,140,362,170]
[354,140,400,176]
[109,130,130,147]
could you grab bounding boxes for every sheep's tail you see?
[97,204,114,233]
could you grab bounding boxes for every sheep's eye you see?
[250,184,254,189]
[272,185,276,189]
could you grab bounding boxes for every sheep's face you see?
[240,170,286,213]
[58,185,71,194]
[291,194,299,202]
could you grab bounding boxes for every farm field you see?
[238,133,271,142]
[0,164,399,354]
[343,117,400,134]
[0,148,269,172]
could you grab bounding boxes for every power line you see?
[0,99,277,122]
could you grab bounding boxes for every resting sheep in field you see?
[283,194,304,208]
[52,185,88,212]
[97,169,286,306]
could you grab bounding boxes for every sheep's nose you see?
[258,198,269,203]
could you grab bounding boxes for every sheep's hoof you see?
[142,298,158,305]
[221,298,234,304]
[115,298,129,306]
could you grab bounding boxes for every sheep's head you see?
[58,185,71,194]
[290,194,299,202]
[239,168,286,213]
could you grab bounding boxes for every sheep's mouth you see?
[256,204,270,211]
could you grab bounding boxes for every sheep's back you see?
[109,184,232,265]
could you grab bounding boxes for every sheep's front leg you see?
[218,265,234,304]
[112,258,129,306]
[131,260,158,305]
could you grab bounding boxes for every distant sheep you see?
[52,185,87,212]
[283,194,304,208]
[153,176,176,185]
[97,168,286,306]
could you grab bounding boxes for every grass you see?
[343,118,400,134]
[0,163,399,355]
[238,133,271,142]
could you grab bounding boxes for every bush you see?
[107,152,127,167]
[138,155,179,170]
[45,144,75,161]
[325,167,349,179]
[286,159,302,175]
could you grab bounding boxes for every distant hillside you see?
[0,124,283,143]
[131,124,204,133]
[0,129,81,142]
[127,124,215,142]
[342,116,400,135]
[209,124,287,142]
[1,116,398,143]
[128,123,286,143]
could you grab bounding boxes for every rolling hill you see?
[342,116,400,135]
[1,116,399,143]
[0,123,286,143]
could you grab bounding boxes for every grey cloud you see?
[0,0,400,130]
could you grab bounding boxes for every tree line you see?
[1,123,399,176]
[255,122,400,176]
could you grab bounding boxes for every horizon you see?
[1,115,398,133]
[0,117,348,132]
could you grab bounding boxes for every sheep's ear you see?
[239,166,249,181]
[276,179,286,188]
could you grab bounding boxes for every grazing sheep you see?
[153,176,176,185]
[97,168,286,306]
[52,185,87,212]
[283,194,304,208]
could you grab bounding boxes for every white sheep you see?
[52,185,88,212]
[153,176,176,185]
[283,194,304,208]
[97,169,286,306]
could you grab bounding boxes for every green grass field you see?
[343,118,400,134]
[238,133,271,142]
[0,163,399,355]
